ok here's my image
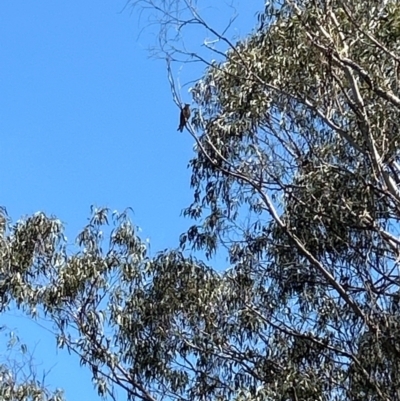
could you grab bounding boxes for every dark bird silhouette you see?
[177,104,190,132]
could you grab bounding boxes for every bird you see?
[177,104,190,132]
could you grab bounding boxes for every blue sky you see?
[0,1,260,400]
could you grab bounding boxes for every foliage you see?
[0,326,64,401]
[4,0,400,401]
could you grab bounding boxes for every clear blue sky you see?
[0,1,259,400]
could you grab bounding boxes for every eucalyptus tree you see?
[135,0,400,399]
[3,1,400,401]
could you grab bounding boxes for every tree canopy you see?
[3,0,400,400]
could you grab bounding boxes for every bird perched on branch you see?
[177,104,190,132]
